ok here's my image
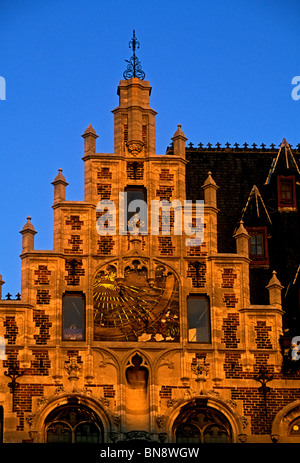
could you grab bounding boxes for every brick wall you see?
[64,235,83,254]
[187,261,207,287]
[103,385,116,398]
[127,162,144,180]
[28,349,51,375]
[97,235,115,255]
[159,168,174,182]
[156,186,174,201]
[65,259,85,286]
[255,321,272,349]
[34,265,51,285]
[65,215,84,230]
[14,384,44,431]
[4,316,18,345]
[36,289,51,305]
[97,167,112,180]
[158,236,175,256]
[33,309,52,345]
[223,293,238,308]
[231,387,300,435]
[97,183,112,200]
[222,314,240,348]
[222,268,237,288]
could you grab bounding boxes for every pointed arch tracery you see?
[172,400,232,444]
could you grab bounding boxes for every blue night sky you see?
[0,0,300,295]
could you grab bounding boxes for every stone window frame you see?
[62,291,86,342]
[246,226,269,266]
[124,184,147,234]
[187,294,211,344]
[277,175,297,209]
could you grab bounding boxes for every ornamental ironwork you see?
[254,366,273,419]
[123,30,145,80]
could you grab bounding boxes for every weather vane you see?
[123,30,145,80]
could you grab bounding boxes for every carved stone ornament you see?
[191,358,209,378]
[158,433,168,443]
[126,140,144,156]
[125,431,152,441]
[240,416,248,429]
[112,414,121,427]
[166,398,178,408]
[156,414,166,428]
[109,431,119,443]
[29,431,37,440]
[271,434,280,443]
[65,357,82,380]
[37,396,48,407]
[54,385,65,395]
[26,414,34,427]
[99,397,110,408]
[226,399,238,410]
[82,386,92,396]
[238,433,247,443]
[205,389,220,398]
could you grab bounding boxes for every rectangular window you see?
[125,186,147,234]
[62,293,85,341]
[278,175,297,208]
[247,226,269,265]
[187,295,210,343]
[250,233,264,256]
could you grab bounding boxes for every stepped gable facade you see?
[0,72,300,444]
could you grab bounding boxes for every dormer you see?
[265,138,300,212]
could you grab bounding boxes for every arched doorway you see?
[173,401,232,443]
[45,399,104,443]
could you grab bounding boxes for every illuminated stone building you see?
[0,33,300,444]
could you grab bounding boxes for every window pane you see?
[126,188,147,234]
[47,423,72,443]
[75,423,100,443]
[188,296,210,342]
[63,294,85,340]
[250,233,264,257]
[281,182,292,200]
[176,424,201,444]
[203,425,229,443]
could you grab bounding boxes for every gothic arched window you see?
[289,418,300,436]
[174,404,232,444]
[45,403,103,443]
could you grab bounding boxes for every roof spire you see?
[123,30,145,80]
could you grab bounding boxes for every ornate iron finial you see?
[123,30,145,80]
[254,366,273,419]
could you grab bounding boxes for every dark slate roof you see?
[168,142,300,333]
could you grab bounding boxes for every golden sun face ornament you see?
[93,264,179,342]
